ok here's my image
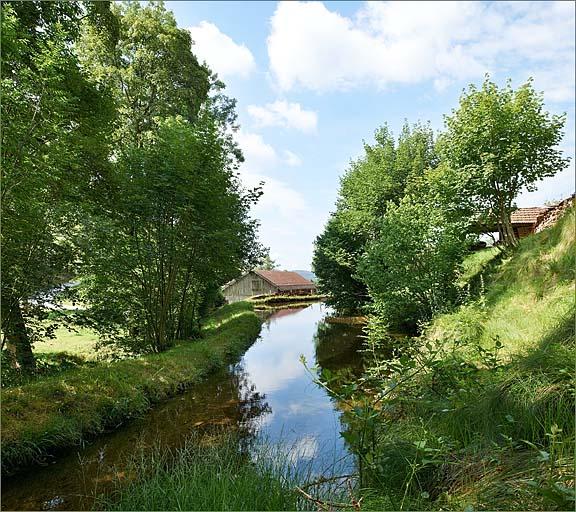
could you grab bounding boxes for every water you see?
[1,302,365,511]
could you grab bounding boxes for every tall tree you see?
[1,1,116,371]
[313,122,437,313]
[78,1,210,146]
[80,114,260,354]
[76,2,261,354]
[440,77,569,247]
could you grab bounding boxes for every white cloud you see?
[283,150,302,167]
[233,130,307,217]
[188,21,256,78]
[247,101,318,133]
[235,130,278,166]
[267,1,575,102]
[287,435,318,463]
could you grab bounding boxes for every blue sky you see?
[166,1,575,270]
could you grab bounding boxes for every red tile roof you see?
[254,270,315,289]
[510,207,551,225]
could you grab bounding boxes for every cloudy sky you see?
[167,0,575,270]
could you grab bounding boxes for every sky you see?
[166,0,575,270]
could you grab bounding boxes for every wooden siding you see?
[223,272,278,303]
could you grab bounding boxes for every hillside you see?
[360,206,575,511]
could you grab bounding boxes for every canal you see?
[2,302,366,511]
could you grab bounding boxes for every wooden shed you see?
[480,206,552,240]
[222,270,317,303]
[509,207,552,239]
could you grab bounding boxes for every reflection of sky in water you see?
[1,302,359,511]
[241,303,355,474]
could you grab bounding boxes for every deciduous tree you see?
[440,77,569,247]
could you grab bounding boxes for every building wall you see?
[516,225,533,238]
[222,272,278,303]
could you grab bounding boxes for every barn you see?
[222,270,317,303]
[479,205,554,240]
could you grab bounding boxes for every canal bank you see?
[2,302,365,511]
[1,302,262,478]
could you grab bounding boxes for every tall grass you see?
[99,434,311,511]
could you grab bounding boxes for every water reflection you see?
[2,302,366,511]
[314,321,366,374]
[1,364,270,511]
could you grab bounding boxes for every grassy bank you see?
[352,208,575,510]
[1,302,262,475]
[99,434,310,511]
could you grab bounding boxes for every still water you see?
[2,302,365,511]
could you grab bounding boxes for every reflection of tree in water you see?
[182,360,272,446]
[313,321,366,375]
[312,319,371,477]
[229,361,272,446]
[0,361,272,512]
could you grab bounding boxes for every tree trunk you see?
[1,298,36,372]
[498,200,518,248]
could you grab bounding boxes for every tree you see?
[440,77,569,247]
[78,1,210,146]
[360,197,470,333]
[257,252,278,270]
[73,2,261,354]
[1,1,116,371]
[313,214,370,314]
[79,112,260,354]
[313,122,437,314]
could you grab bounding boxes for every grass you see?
[98,433,312,511]
[1,301,262,476]
[456,246,500,287]
[34,325,99,359]
[355,207,575,510]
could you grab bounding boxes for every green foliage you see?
[78,1,210,145]
[361,198,470,332]
[68,2,263,355]
[313,122,437,314]
[313,214,370,314]
[79,113,260,354]
[1,302,261,475]
[321,207,575,511]
[1,1,116,371]
[256,251,278,270]
[440,76,569,246]
[2,0,262,371]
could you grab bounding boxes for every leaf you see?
[414,440,427,450]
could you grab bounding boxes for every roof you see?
[254,270,316,289]
[510,207,551,226]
